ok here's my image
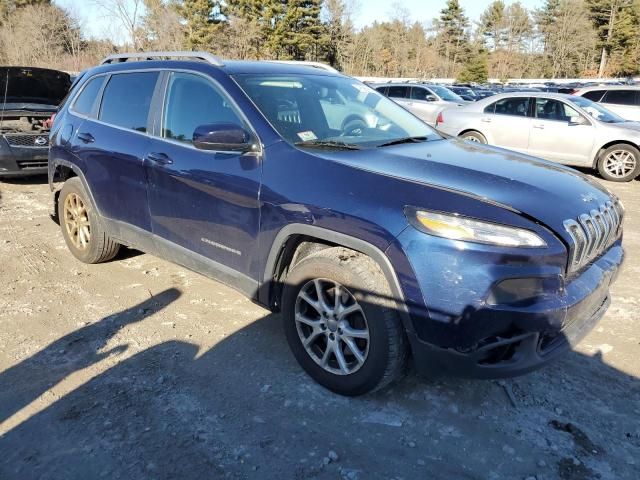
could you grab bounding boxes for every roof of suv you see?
[96,52,342,77]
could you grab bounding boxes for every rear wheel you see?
[597,144,640,182]
[282,247,408,396]
[460,130,487,144]
[58,177,120,263]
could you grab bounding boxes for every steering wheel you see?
[340,117,367,137]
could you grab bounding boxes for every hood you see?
[315,138,616,239]
[615,121,640,134]
[1,67,71,111]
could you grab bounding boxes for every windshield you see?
[1,67,71,109]
[233,74,440,148]
[429,85,464,102]
[568,95,625,123]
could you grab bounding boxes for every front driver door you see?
[145,71,262,280]
[527,97,594,166]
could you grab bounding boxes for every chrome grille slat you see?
[564,201,623,273]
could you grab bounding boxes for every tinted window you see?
[387,86,409,98]
[72,76,104,116]
[603,89,638,106]
[162,72,243,145]
[99,72,159,132]
[492,97,530,117]
[411,87,432,101]
[375,86,388,95]
[582,90,605,102]
[535,98,581,122]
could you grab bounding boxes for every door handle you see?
[146,152,173,165]
[481,118,492,123]
[77,132,94,143]
[532,124,545,129]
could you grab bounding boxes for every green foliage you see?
[436,0,470,69]
[457,49,489,83]
[179,0,225,50]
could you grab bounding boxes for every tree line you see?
[0,0,639,81]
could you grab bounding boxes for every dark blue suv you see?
[49,52,625,395]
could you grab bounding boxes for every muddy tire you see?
[282,247,408,396]
[58,177,120,264]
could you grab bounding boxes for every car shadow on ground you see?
[0,291,638,480]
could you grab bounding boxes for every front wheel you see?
[282,247,408,396]
[459,130,487,144]
[597,144,640,182]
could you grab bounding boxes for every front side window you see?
[99,72,159,132]
[491,97,530,117]
[162,72,244,145]
[72,76,105,116]
[233,74,439,148]
[387,86,409,98]
[535,98,581,122]
[602,89,638,106]
[410,87,432,101]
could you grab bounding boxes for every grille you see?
[16,160,48,169]
[563,200,623,273]
[3,133,49,148]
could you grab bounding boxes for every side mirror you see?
[193,123,254,152]
[426,95,438,102]
[569,116,589,126]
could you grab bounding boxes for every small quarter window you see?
[72,76,105,116]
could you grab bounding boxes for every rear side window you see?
[387,86,409,98]
[602,89,638,106]
[99,72,159,132]
[489,97,530,117]
[581,90,605,102]
[72,76,105,116]
[162,72,244,145]
[375,86,388,95]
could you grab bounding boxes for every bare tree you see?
[91,0,143,49]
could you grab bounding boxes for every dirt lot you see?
[0,175,638,480]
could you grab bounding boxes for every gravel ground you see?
[0,174,638,480]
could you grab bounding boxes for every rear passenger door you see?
[480,97,532,153]
[71,71,160,233]
[145,71,262,279]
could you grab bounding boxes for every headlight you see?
[406,208,547,248]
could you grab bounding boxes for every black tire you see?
[282,247,408,396]
[58,177,120,264]
[597,144,640,182]
[459,130,487,144]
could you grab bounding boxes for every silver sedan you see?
[436,92,640,182]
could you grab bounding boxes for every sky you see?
[54,0,545,42]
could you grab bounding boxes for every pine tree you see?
[479,0,506,51]
[180,0,226,51]
[457,48,488,82]
[435,0,470,76]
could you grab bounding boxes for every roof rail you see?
[101,51,224,67]
[266,60,339,73]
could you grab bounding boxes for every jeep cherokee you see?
[48,52,625,395]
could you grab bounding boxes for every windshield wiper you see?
[376,136,428,148]
[294,140,362,150]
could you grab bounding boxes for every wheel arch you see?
[259,224,411,328]
[592,140,640,168]
[49,158,103,219]
[458,128,487,141]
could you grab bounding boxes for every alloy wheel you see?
[603,149,637,179]
[295,278,370,375]
[63,192,91,250]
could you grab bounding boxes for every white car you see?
[436,92,640,182]
[573,86,640,121]
[374,83,467,126]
